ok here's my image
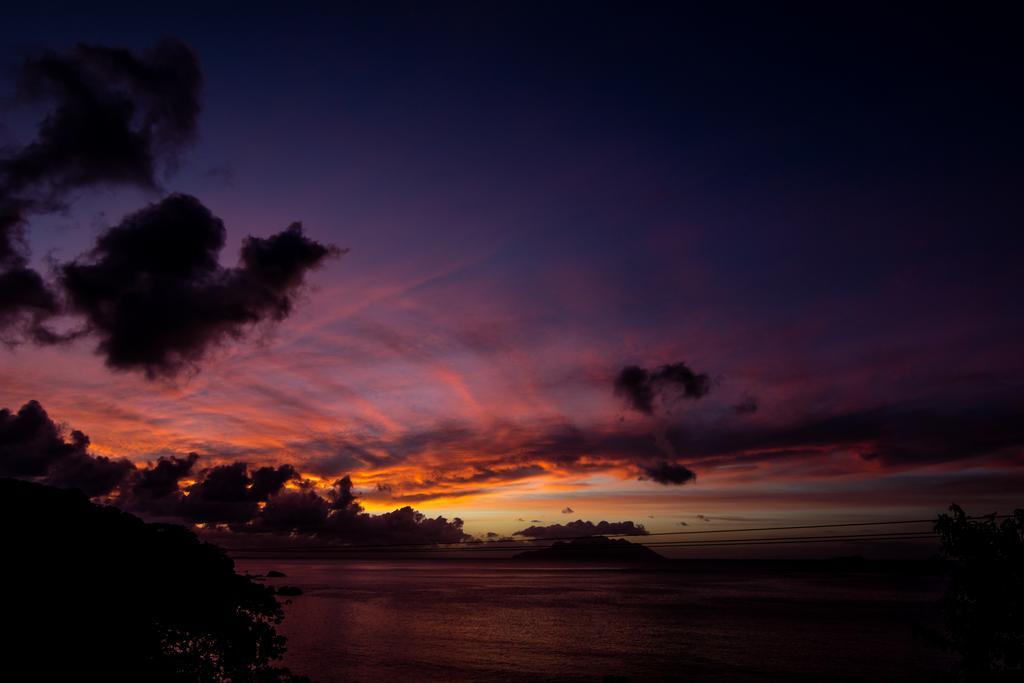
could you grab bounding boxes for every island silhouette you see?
[513,535,665,562]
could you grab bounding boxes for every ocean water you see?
[235,559,951,682]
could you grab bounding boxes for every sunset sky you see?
[1,4,1021,545]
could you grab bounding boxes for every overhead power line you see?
[227,530,942,555]
[226,514,1011,554]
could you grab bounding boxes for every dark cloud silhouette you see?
[172,467,469,545]
[640,461,697,485]
[0,196,63,344]
[179,461,298,524]
[614,362,711,415]
[289,420,686,492]
[284,395,1024,495]
[42,449,135,498]
[293,415,707,490]
[120,452,198,516]
[320,420,663,470]
[60,194,341,377]
[241,475,469,544]
[129,464,472,545]
[324,504,469,545]
[3,39,201,196]
[0,265,60,344]
[441,464,547,485]
[671,400,1024,467]
[561,506,574,514]
[0,400,84,478]
[514,520,648,539]
[0,399,133,495]
[0,399,469,545]
[251,463,299,500]
[326,474,357,510]
[0,196,53,344]
[732,395,759,416]
[133,453,199,498]
[614,366,657,414]
[251,489,330,533]
[0,40,339,376]
[0,196,31,267]
[0,40,201,342]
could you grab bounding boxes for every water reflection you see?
[238,559,949,682]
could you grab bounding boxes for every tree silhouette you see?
[933,504,1024,681]
[2,478,309,682]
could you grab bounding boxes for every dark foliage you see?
[932,505,1024,681]
[1,478,309,682]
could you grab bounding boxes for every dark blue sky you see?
[1,3,1022,534]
